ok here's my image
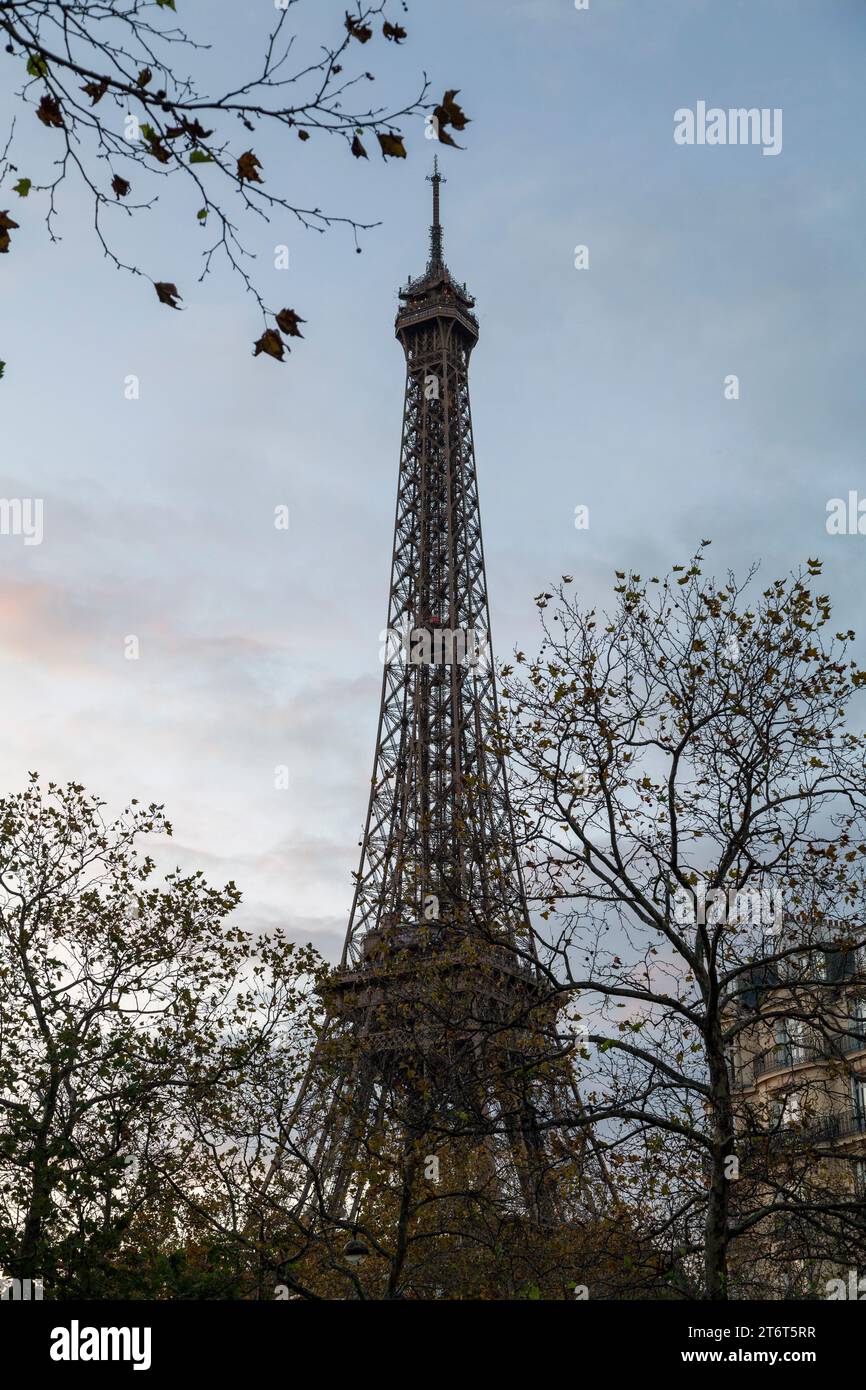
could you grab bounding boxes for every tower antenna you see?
[427,155,445,268]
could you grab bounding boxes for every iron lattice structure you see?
[287,167,584,1229]
[343,165,528,966]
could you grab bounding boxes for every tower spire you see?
[427,155,445,269]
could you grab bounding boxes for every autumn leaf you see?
[26,54,49,79]
[377,132,407,160]
[0,210,20,253]
[156,0,176,8]
[82,77,109,104]
[435,127,461,149]
[13,179,31,197]
[275,308,305,338]
[432,89,470,147]
[36,93,64,128]
[189,149,213,164]
[439,90,469,131]
[383,21,407,42]
[136,67,153,88]
[345,13,373,42]
[253,328,286,361]
[298,129,310,141]
[154,281,182,309]
[350,134,368,159]
[111,175,131,198]
[237,150,263,183]
[141,123,171,163]
[166,117,213,142]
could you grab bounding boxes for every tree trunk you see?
[704,1021,735,1299]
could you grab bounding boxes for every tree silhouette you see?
[500,546,866,1298]
[0,1,469,368]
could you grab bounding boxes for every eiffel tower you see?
[287,163,578,1234]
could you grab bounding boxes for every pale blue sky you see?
[1,0,864,956]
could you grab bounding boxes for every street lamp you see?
[343,1234,369,1268]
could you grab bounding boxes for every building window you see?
[773,1017,808,1065]
[789,1018,808,1063]
[781,1092,803,1127]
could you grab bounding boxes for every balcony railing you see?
[749,1032,866,1083]
[752,1107,866,1151]
[809,1109,866,1144]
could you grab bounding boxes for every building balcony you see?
[808,1108,866,1144]
[745,1032,866,1085]
[749,1106,866,1152]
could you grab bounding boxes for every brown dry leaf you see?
[350,134,368,159]
[275,308,305,338]
[185,118,214,141]
[111,175,131,198]
[439,90,469,131]
[136,67,152,88]
[433,89,470,146]
[345,13,373,42]
[237,150,263,183]
[166,117,214,142]
[142,124,172,163]
[36,93,64,128]
[82,77,109,104]
[377,132,407,160]
[383,21,407,42]
[253,328,286,361]
[0,210,20,254]
[154,281,182,309]
[298,130,310,141]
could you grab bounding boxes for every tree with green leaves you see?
[0,774,320,1295]
[0,774,681,1299]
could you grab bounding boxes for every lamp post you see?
[343,1231,369,1298]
